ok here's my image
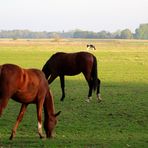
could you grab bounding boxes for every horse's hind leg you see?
[97,78,102,102]
[10,104,28,140]
[86,80,93,102]
[0,94,11,117]
[84,77,93,102]
[83,72,93,102]
[60,75,65,101]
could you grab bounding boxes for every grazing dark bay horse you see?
[0,64,61,140]
[42,51,101,102]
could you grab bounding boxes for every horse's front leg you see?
[9,104,28,140]
[36,99,44,138]
[48,74,57,85]
[60,75,65,101]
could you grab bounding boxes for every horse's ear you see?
[55,111,61,117]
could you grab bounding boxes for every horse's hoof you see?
[9,131,15,140]
[97,94,102,103]
[46,133,55,139]
[40,135,45,139]
[89,96,92,100]
[86,96,92,102]
[97,97,102,103]
[9,135,13,140]
[86,99,90,103]
[60,98,64,101]
[60,97,65,101]
[97,99,102,103]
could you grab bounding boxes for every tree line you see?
[0,23,147,39]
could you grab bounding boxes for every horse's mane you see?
[52,52,66,58]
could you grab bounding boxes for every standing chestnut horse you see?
[42,51,101,102]
[0,64,61,140]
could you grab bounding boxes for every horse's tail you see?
[91,56,98,91]
[0,65,3,116]
[0,65,8,117]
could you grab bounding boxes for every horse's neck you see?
[0,65,2,75]
[44,90,55,116]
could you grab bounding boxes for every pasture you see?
[0,39,148,147]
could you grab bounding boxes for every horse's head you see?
[44,111,61,138]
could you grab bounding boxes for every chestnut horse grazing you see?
[0,64,61,140]
[42,51,101,102]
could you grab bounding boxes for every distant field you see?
[0,39,148,147]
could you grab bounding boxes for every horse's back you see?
[12,68,48,103]
[0,64,25,102]
[76,51,94,59]
[75,52,95,72]
[0,64,48,103]
[44,51,94,65]
[0,64,22,86]
[42,51,95,76]
[1,64,21,73]
[61,52,94,75]
[51,51,94,61]
[27,68,48,89]
[17,68,48,94]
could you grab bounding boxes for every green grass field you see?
[0,39,148,147]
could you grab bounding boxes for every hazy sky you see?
[0,0,147,32]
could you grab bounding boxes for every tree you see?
[112,30,121,39]
[97,31,112,39]
[120,29,133,39]
[135,24,148,39]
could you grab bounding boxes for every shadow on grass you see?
[0,79,147,147]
